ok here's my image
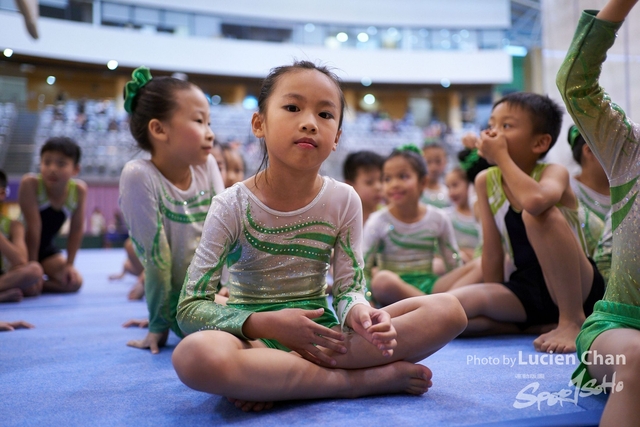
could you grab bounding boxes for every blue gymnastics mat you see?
[0,249,606,427]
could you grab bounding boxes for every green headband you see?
[397,144,422,155]
[567,125,581,149]
[459,148,480,172]
[124,66,153,114]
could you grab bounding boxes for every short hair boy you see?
[18,137,87,293]
[343,150,384,224]
[0,170,44,302]
[449,92,605,354]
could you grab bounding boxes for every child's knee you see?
[172,331,234,390]
[26,261,44,282]
[430,293,468,332]
[371,270,399,290]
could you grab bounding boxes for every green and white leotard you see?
[177,176,369,342]
[119,155,224,336]
[362,205,462,295]
[557,10,640,384]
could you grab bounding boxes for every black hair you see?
[386,147,428,181]
[343,150,384,182]
[0,170,6,188]
[422,142,446,153]
[41,136,82,165]
[125,76,195,153]
[457,148,491,184]
[568,125,587,164]
[493,92,563,158]
[255,60,346,176]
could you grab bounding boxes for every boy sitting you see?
[449,92,605,354]
[343,150,384,224]
[18,137,87,293]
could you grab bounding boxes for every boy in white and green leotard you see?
[557,2,640,425]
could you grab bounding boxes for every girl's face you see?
[251,69,342,174]
[162,86,214,167]
[422,147,447,182]
[382,156,424,207]
[224,149,245,188]
[445,171,469,207]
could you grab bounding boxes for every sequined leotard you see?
[362,206,462,295]
[557,10,640,383]
[119,155,224,336]
[177,177,369,344]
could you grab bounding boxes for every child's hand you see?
[126,330,169,354]
[122,318,149,328]
[478,129,509,165]
[63,265,82,288]
[346,304,397,357]
[0,320,35,331]
[259,308,347,367]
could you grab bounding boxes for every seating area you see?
[0,102,17,152]
[15,99,467,182]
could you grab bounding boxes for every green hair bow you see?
[124,66,152,114]
[459,148,480,171]
[397,144,422,155]
[567,125,581,149]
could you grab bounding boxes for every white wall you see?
[1,12,513,84]
[109,0,511,28]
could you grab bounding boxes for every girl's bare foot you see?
[346,361,433,398]
[0,288,24,303]
[533,322,581,354]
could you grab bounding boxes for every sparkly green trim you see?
[285,232,336,246]
[452,220,480,237]
[160,183,214,207]
[159,200,209,224]
[246,204,335,235]
[610,177,637,205]
[243,226,332,263]
[611,192,637,232]
[191,247,228,297]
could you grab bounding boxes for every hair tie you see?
[124,66,153,114]
[567,125,581,149]
[397,144,422,155]
[459,148,480,171]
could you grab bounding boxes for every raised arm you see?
[556,3,640,177]
[597,0,637,21]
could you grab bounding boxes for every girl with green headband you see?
[119,66,225,354]
[363,144,463,306]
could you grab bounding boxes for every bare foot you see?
[0,288,24,303]
[128,279,144,300]
[227,397,274,412]
[533,322,581,354]
[347,361,433,398]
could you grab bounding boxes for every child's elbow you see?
[521,196,551,217]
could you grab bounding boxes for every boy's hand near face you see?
[478,129,510,166]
